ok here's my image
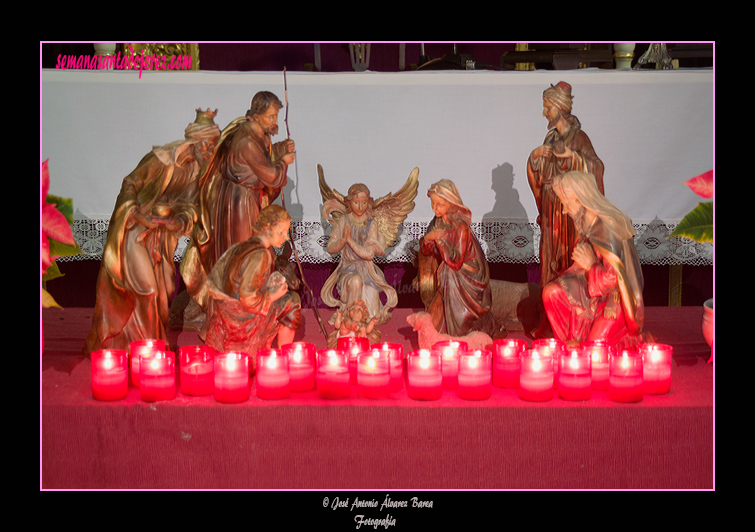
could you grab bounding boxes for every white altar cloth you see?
[41,68,713,265]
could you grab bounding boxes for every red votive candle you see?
[139,350,176,402]
[256,349,290,400]
[641,344,673,395]
[91,349,129,401]
[519,349,554,402]
[213,352,249,403]
[434,340,466,390]
[558,349,592,401]
[493,338,526,388]
[533,338,565,356]
[338,336,369,385]
[533,338,564,388]
[406,349,442,401]
[129,339,165,388]
[372,342,404,392]
[316,349,351,399]
[179,345,214,396]
[457,349,492,401]
[282,342,316,392]
[609,350,643,403]
[583,340,612,391]
[357,349,391,399]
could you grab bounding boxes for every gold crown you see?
[194,108,218,125]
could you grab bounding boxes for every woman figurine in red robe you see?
[418,179,498,338]
[542,171,651,349]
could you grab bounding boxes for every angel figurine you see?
[318,164,419,343]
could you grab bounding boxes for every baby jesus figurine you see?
[334,300,378,339]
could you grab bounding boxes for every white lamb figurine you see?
[406,311,493,351]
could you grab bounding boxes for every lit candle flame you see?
[420,357,429,369]
[367,357,375,368]
[468,356,478,368]
[443,347,454,358]
[533,359,541,371]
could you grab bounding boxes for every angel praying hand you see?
[319,165,419,337]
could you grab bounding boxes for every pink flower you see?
[684,170,713,199]
[41,159,75,274]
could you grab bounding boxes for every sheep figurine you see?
[406,311,494,351]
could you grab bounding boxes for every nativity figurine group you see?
[84,81,652,370]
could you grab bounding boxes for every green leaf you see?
[46,194,75,225]
[670,202,713,243]
[48,238,83,258]
[42,261,64,283]
[42,288,62,309]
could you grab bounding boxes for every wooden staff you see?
[281,67,329,341]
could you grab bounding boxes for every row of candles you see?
[90,335,672,405]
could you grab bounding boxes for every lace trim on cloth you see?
[62,214,713,266]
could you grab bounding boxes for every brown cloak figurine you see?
[204,205,302,373]
[182,91,296,312]
[527,82,604,336]
[415,179,499,338]
[83,109,220,354]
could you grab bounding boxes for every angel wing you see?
[373,167,419,248]
[317,164,348,224]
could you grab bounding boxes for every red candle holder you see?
[357,349,391,400]
[609,350,643,403]
[533,338,563,389]
[214,352,249,404]
[641,343,673,395]
[406,349,442,401]
[518,349,554,402]
[316,349,351,399]
[129,339,165,388]
[582,339,612,391]
[434,340,467,390]
[338,336,369,384]
[282,342,316,392]
[457,349,492,401]
[139,350,176,402]
[372,342,404,392]
[256,348,290,400]
[558,349,592,401]
[90,349,129,401]
[492,338,526,388]
[532,337,565,356]
[179,345,214,396]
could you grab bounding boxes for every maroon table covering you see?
[41,306,714,490]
